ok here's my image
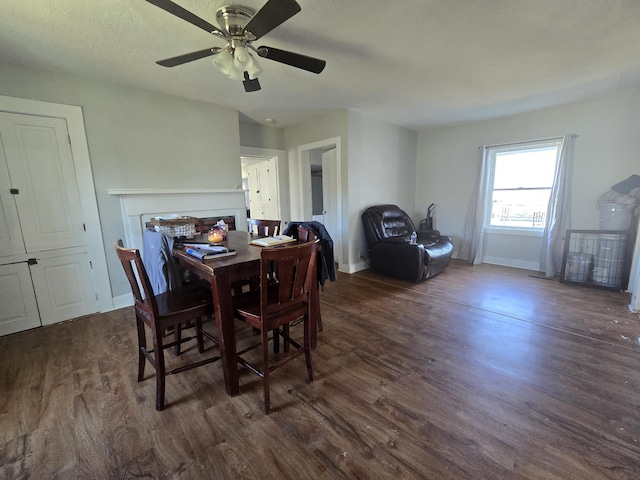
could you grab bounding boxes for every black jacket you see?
[283,221,337,289]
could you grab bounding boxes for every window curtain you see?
[459,146,491,265]
[540,134,575,277]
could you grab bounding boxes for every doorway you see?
[240,146,287,226]
[297,137,342,269]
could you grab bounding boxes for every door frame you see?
[0,95,113,313]
[297,137,343,269]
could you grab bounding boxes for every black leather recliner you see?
[362,204,453,282]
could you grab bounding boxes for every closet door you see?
[30,250,96,326]
[0,263,40,336]
[0,111,97,331]
[0,112,86,252]
[0,135,25,257]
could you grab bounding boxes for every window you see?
[486,139,562,232]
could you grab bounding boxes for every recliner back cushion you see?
[362,205,417,246]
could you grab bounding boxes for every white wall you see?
[239,122,284,150]
[348,110,417,269]
[284,110,349,262]
[0,60,242,298]
[283,109,417,272]
[416,87,640,270]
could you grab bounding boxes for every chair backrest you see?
[248,218,281,236]
[362,204,417,247]
[114,240,159,321]
[259,241,317,326]
[197,216,236,233]
[296,225,317,242]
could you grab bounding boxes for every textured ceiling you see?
[2,0,640,129]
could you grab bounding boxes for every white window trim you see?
[484,226,544,237]
[484,138,562,235]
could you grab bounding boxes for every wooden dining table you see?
[172,229,319,397]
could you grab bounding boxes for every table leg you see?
[210,271,239,396]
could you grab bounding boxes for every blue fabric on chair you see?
[142,229,182,295]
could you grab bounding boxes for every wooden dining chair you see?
[295,225,323,333]
[296,225,316,242]
[247,218,281,236]
[245,218,282,297]
[233,241,318,414]
[114,240,219,411]
[197,215,236,234]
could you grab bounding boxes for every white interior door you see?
[30,250,96,326]
[0,111,97,332]
[0,112,86,252]
[321,148,341,262]
[246,158,280,220]
[0,263,40,336]
[0,138,25,257]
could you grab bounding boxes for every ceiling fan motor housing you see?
[216,6,253,37]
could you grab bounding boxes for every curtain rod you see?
[481,134,578,150]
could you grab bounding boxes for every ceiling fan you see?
[145,0,326,92]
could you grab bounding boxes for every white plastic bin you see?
[565,253,592,283]
[597,234,623,261]
[592,257,625,287]
[598,203,632,231]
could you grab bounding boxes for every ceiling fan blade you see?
[243,72,261,92]
[243,0,301,40]
[145,0,222,35]
[156,48,222,67]
[257,46,326,74]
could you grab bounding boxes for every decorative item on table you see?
[215,219,228,240]
[150,215,197,239]
[208,227,224,244]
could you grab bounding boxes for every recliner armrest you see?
[417,229,441,242]
[369,242,426,283]
[377,236,410,244]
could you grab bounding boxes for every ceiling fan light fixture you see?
[212,49,233,71]
[245,56,263,79]
[226,66,244,80]
[233,46,251,69]
[213,48,243,79]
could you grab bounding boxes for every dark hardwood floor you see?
[2,260,639,479]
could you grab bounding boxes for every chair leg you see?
[304,315,314,382]
[136,315,147,382]
[316,309,324,332]
[174,324,182,356]
[196,317,205,353]
[262,328,271,414]
[153,332,166,411]
[282,325,290,353]
[312,281,323,332]
[273,328,280,354]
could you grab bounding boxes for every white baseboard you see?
[111,293,133,311]
[343,261,369,274]
[482,256,540,272]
